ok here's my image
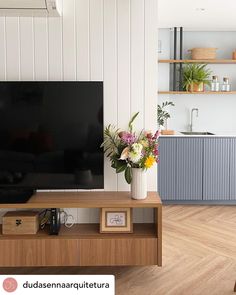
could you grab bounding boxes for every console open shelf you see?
[0,191,162,267]
[0,223,157,239]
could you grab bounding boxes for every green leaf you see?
[116,164,127,173]
[157,100,174,127]
[125,167,132,184]
[111,159,127,173]
[182,63,212,91]
[128,112,139,132]
[111,162,117,169]
[115,160,126,173]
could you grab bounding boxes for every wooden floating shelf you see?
[158,91,236,95]
[158,59,236,64]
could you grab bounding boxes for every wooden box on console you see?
[2,211,39,235]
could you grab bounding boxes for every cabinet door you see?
[203,138,230,200]
[229,138,236,200]
[158,138,176,200]
[176,138,203,200]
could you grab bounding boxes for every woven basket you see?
[189,48,217,60]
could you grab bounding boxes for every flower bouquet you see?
[101,112,159,185]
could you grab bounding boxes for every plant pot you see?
[188,82,204,92]
[131,168,147,200]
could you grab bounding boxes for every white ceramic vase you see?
[131,168,147,200]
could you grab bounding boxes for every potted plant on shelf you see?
[101,113,159,200]
[157,101,175,135]
[183,63,211,92]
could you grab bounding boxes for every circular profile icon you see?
[3,278,18,293]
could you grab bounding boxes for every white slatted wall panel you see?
[48,0,63,81]
[117,0,130,192]
[62,0,76,80]
[143,0,158,221]
[130,0,146,222]
[103,0,118,192]
[76,0,90,81]
[6,17,20,80]
[0,0,158,223]
[34,17,48,80]
[0,18,6,80]
[19,17,34,80]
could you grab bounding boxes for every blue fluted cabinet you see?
[158,138,176,200]
[203,138,230,201]
[158,136,236,202]
[229,138,236,200]
[176,138,203,200]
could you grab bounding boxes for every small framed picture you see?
[100,208,133,233]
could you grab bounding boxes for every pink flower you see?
[153,130,160,140]
[153,149,159,156]
[143,130,153,140]
[120,132,136,145]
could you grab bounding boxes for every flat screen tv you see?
[0,81,104,191]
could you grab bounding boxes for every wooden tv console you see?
[0,191,162,267]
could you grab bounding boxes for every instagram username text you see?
[23,280,110,290]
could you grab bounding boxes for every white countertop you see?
[160,131,236,137]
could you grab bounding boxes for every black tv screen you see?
[0,81,104,189]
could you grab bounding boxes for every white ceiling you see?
[158,0,236,30]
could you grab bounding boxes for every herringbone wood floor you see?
[0,205,236,295]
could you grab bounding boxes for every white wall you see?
[0,0,159,223]
[158,29,236,135]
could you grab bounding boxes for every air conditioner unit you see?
[0,0,61,17]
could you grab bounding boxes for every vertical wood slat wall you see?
[0,0,158,223]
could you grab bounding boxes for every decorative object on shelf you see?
[157,101,175,135]
[188,48,217,60]
[49,208,61,235]
[131,168,147,200]
[101,112,159,200]
[221,77,231,92]
[2,211,39,235]
[211,75,220,92]
[183,63,211,92]
[100,207,133,233]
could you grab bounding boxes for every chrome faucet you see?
[190,108,199,132]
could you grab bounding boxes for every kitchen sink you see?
[181,131,215,135]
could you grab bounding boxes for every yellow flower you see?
[144,156,155,168]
